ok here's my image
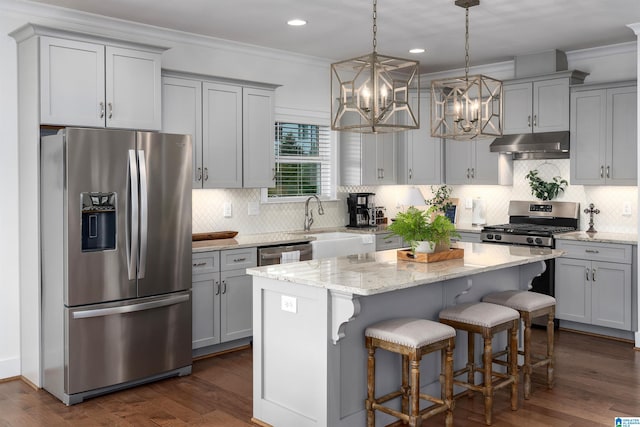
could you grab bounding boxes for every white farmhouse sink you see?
[305,232,375,260]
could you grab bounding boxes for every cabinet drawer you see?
[221,247,257,271]
[556,240,632,264]
[376,233,404,251]
[192,251,219,274]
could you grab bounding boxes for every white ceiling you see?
[26,0,640,73]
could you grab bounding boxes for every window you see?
[266,121,334,201]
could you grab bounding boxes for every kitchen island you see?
[247,242,564,427]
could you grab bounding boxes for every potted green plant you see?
[525,169,568,201]
[388,206,460,254]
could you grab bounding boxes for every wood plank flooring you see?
[1,329,639,426]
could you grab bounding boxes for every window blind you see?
[268,122,333,199]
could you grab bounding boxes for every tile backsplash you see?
[193,159,638,235]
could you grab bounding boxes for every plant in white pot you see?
[388,206,459,254]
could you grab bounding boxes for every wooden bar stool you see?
[482,290,556,399]
[365,318,456,427]
[439,302,519,426]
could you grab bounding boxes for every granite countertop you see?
[555,231,638,245]
[192,232,316,252]
[246,242,563,296]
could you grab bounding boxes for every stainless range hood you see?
[490,131,569,160]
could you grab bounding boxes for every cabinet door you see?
[40,37,105,127]
[590,261,631,330]
[220,269,253,342]
[202,82,243,188]
[502,82,532,134]
[444,140,472,184]
[360,133,379,184]
[377,132,396,184]
[533,78,569,133]
[105,46,162,130]
[162,77,203,188]
[399,93,443,185]
[471,139,499,184]
[192,272,221,349]
[243,87,275,188]
[607,86,637,185]
[570,89,607,185]
[555,257,591,323]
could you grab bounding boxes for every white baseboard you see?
[0,356,20,380]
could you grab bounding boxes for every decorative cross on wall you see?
[584,203,600,233]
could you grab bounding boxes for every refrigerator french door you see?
[41,128,193,405]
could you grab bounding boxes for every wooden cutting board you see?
[192,231,238,241]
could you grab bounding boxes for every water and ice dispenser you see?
[81,192,116,251]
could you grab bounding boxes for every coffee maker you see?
[347,192,376,228]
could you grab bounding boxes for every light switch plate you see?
[623,201,632,216]
[223,202,232,218]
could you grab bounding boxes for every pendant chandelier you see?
[331,0,420,133]
[431,0,503,140]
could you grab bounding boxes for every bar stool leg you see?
[366,343,375,427]
[444,340,454,427]
[547,307,555,390]
[522,312,532,400]
[467,331,476,397]
[402,355,410,416]
[409,355,420,427]
[482,334,493,426]
[509,320,519,411]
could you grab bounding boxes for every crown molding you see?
[567,41,637,62]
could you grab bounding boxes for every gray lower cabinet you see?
[375,232,404,251]
[555,240,632,331]
[192,247,257,351]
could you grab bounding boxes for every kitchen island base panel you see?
[252,261,546,427]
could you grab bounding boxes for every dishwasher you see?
[257,243,313,266]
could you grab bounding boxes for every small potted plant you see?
[388,206,459,254]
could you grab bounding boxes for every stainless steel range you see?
[481,200,580,298]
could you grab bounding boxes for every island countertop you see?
[246,241,564,296]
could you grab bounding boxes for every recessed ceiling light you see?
[287,19,307,26]
[409,48,425,54]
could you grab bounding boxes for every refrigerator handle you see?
[128,150,139,281]
[72,293,190,319]
[138,149,148,279]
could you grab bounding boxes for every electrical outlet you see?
[281,295,297,313]
[622,201,632,216]
[223,202,232,218]
[465,198,473,209]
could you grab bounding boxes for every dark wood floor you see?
[1,329,639,426]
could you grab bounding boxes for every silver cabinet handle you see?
[533,114,537,127]
[108,102,113,119]
[192,262,207,267]
[600,166,604,178]
[585,249,599,254]
[99,102,105,119]
[592,267,597,282]
[606,165,610,179]
[527,115,531,128]
[196,167,202,182]
[222,280,227,294]
[204,167,209,181]
[466,168,470,179]
[215,281,221,295]
[471,168,475,179]
[585,267,590,281]
[409,168,412,180]
[381,168,384,179]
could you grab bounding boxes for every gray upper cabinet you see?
[503,78,569,134]
[397,92,444,185]
[39,33,163,130]
[162,73,276,189]
[570,82,637,186]
[445,139,502,185]
[341,129,397,185]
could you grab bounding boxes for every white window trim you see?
[261,108,338,204]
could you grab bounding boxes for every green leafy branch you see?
[525,169,568,201]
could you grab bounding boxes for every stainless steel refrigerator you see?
[40,127,193,405]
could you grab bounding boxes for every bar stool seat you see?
[439,302,520,426]
[483,290,556,399]
[365,318,456,427]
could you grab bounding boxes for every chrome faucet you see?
[304,195,325,231]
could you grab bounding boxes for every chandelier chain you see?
[372,0,377,52]
[464,6,470,81]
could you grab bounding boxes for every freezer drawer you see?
[65,291,192,395]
